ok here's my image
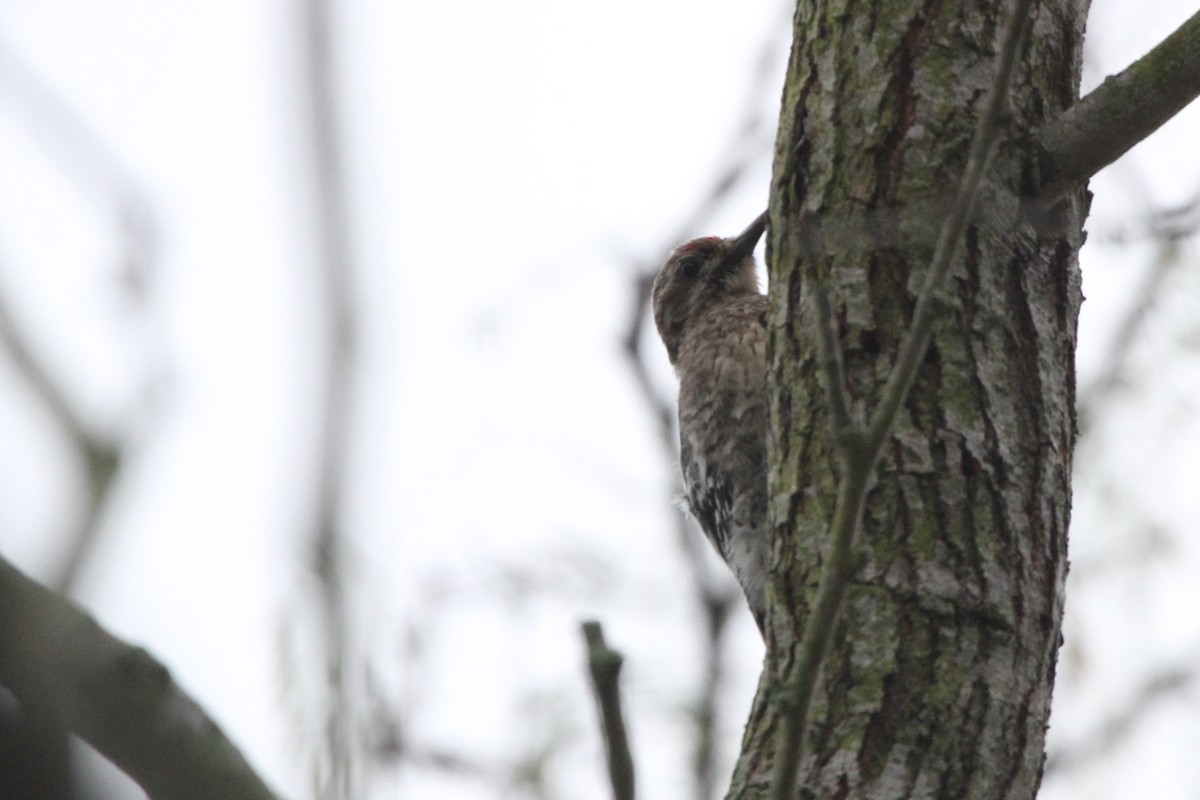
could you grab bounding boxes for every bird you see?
[651,211,770,634]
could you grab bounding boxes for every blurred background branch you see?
[1046,641,1200,776]
[0,36,158,595]
[295,0,363,797]
[0,553,281,800]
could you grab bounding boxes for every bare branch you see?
[1045,648,1200,776]
[1076,239,1182,430]
[769,1,1035,795]
[581,621,635,800]
[0,41,162,595]
[0,271,125,595]
[0,41,154,212]
[690,593,733,800]
[0,554,281,800]
[1037,8,1200,201]
[296,0,362,796]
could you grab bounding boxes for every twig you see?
[581,621,635,800]
[0,554,281,800]
[1076,239,1181,430]
[768,0,1035,796]
[0,40,153,211]
[0,272,125,595]
[1037,8,1200,202]
[0,39,161,595]
[1045,646,1200,776]
[691,593,733,800]
[297,0,361,797]
[1074,182,1200,429]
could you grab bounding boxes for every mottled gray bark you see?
[730,0,1090,797]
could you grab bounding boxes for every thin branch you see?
[0,273,125,595]
[766,432,871,800]
[0,554,281,800]
[769,0,1035,796]
[1037,7,1200,201]
[0,41,161,595]
[1076,238,1182,430]
[297,0,362,797]
[0,39,154,211]
[0,283,101,457]
[581,621,635,800]
[1044,648,1200,776]
[623,274,675,444]
[691,594,733,800]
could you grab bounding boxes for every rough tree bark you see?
[730,0,1090,797]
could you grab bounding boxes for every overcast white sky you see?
[1,2,1199,799]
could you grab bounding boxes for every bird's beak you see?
[726,210,768,263]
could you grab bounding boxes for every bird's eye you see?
[678,256,701,279]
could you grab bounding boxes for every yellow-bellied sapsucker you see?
[652,212,769,634]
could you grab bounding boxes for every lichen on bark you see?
[731,0,1091,797]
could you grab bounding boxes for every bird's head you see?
[651,211,767,365]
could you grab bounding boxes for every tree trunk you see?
[730,0,1090,797]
